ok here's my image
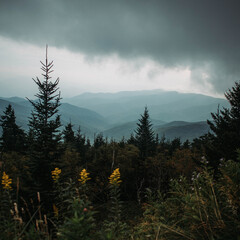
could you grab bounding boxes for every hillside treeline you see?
[0,54,239,239]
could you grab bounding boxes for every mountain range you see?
[64,90,228,123]
[0,90,229,142]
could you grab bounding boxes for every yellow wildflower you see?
[109,168,122,186]
[51,168,61,182]
[78,169,91,184]
[2,172,12,190]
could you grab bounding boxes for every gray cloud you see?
[0,0,240,93]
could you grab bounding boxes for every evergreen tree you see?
[27,46,61,204]
[127,133,136,145]
[0,104,25,152]
[75,126,89,158]
[169,137,181,156]
[94,133,105,149]
[75,127,86,149]
[62,122,75,146]
[207,81,240,163]
[134,107,156,159]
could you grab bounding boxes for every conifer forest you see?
[0,51,240,240]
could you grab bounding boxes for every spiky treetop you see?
[28,46,61,127]
[207,81,240,162]
[135,107,156,158]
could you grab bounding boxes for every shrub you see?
[134,157,240,240]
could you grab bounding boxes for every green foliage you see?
[75,127,88,155]
[53,178,78,221]
[22,224,50,240]
[58,197,96,240]
[57,180,97,240]
[1,152,31,193]
[0,104,26,153]
[207,81,240,163]
[0,190,16,240]
[58,149,82,179]
[94,133,106,149]
[1,147,239,239]
[134,158,240,240]
[103,184,128,240]
[0,184,25,240]
[62,122,76,147]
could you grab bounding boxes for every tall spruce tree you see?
[0,104,25,152]
[207,81,240,164]
[75,127,87,153]
[135,107,156,159]
[62,122,76,147]
[27,46,61,204]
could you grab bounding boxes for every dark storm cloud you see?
[1,0,240,92]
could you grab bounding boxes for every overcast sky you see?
[0,0,240,99]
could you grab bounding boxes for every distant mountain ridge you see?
[64,89,229,124]
[102,120,210,142]
[0,90,229,141]
[0,98,108,138]
[155,121,210,142]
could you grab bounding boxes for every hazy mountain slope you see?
[1,90,224,142]
[64,90,229,124]
[103,121,137,140]
[1,97,26,103]
[59,103,108,131]
[0,98,108,137]
[155,121,210,141]
[103,120,210,142]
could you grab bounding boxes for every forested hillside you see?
[0,53,239,239]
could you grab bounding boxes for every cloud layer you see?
[1,0,240,93]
